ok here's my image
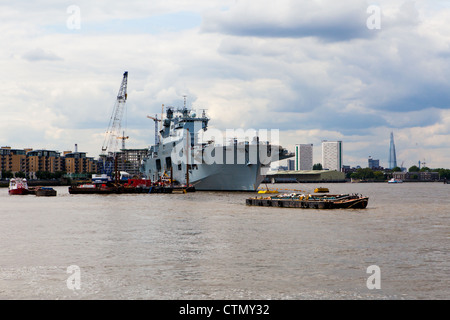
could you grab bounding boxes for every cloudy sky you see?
[1,0,450,169]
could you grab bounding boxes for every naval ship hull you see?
[190,163,266,191]
[141,143,287,192]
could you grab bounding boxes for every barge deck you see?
[246,194,369,209]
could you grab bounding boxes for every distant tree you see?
[51,171,65,179]
[313,163,323,170]
[408,165,420,172]
[36,171,52,180]
[351,168,375,180]
[2,170,14,179]
[35,171,43,179]
[392,166,402,172]
[419,166,430,172]
[373,171,385,181]
[435,168,450,180]
[14,171,26,178]
[350,172,361,180]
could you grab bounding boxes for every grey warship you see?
[140,102,292,191]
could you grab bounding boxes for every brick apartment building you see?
[0,146,97,179]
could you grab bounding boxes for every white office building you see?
[322,141,343,171]
[295,144,313,171]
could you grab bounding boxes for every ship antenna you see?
[183,95,187,109]
[161,104,164,132]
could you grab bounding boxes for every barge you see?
[68,178,179,195]
[35,187,57,197]
[246,193,369,209]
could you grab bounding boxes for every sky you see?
[1,0,450,169]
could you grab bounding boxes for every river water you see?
[0,182,448,300]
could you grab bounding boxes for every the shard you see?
[388,132,397,169]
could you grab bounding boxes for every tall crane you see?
[147,114,161,145]
[100,71,128,177]
[117,131,129,150]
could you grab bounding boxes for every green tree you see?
[2,170,14,179]
[351,168,375,180]
[14,171,26,178]
[313,163,323,170]
[435,168,450,179]
[359,168,375,180]
[350,172,361,180]
[392,166,402,172]
[36,171,52,180]
[373,171,385,181]
[408,165,420,172]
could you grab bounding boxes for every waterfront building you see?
[287,159,295,171]
[25,149,64,179]
[388,132,397,169]
[392,171,439,182]
[264,169,346,183]
[64,151,97,175]
[322,141,343,171]
[368,156,380,169]
[115,148,150,176]
[295,144,313,171]
[0,147,27,178]
[1,145,99,179]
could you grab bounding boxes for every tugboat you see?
[8,178,30,195]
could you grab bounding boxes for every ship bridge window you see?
[156,159,161,171]
[178,164,182,171]
[165,157,172,169]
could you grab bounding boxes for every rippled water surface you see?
[0,182,448,299]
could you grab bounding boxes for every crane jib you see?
[100,71,129,176]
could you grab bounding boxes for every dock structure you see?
[263,170,346,183]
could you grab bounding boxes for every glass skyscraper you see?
[388,132,397,169]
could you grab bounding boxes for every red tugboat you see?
[8,178,30,195]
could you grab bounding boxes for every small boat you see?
[258,190,279,194]
[258,183,279,194]
[314,187,329,193]
[388,178,403,183]
[35,187,57,197]
[8,178,30,195]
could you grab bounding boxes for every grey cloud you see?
[384,108,443,129]
[22,48,62,61]
[202,1,375,42]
